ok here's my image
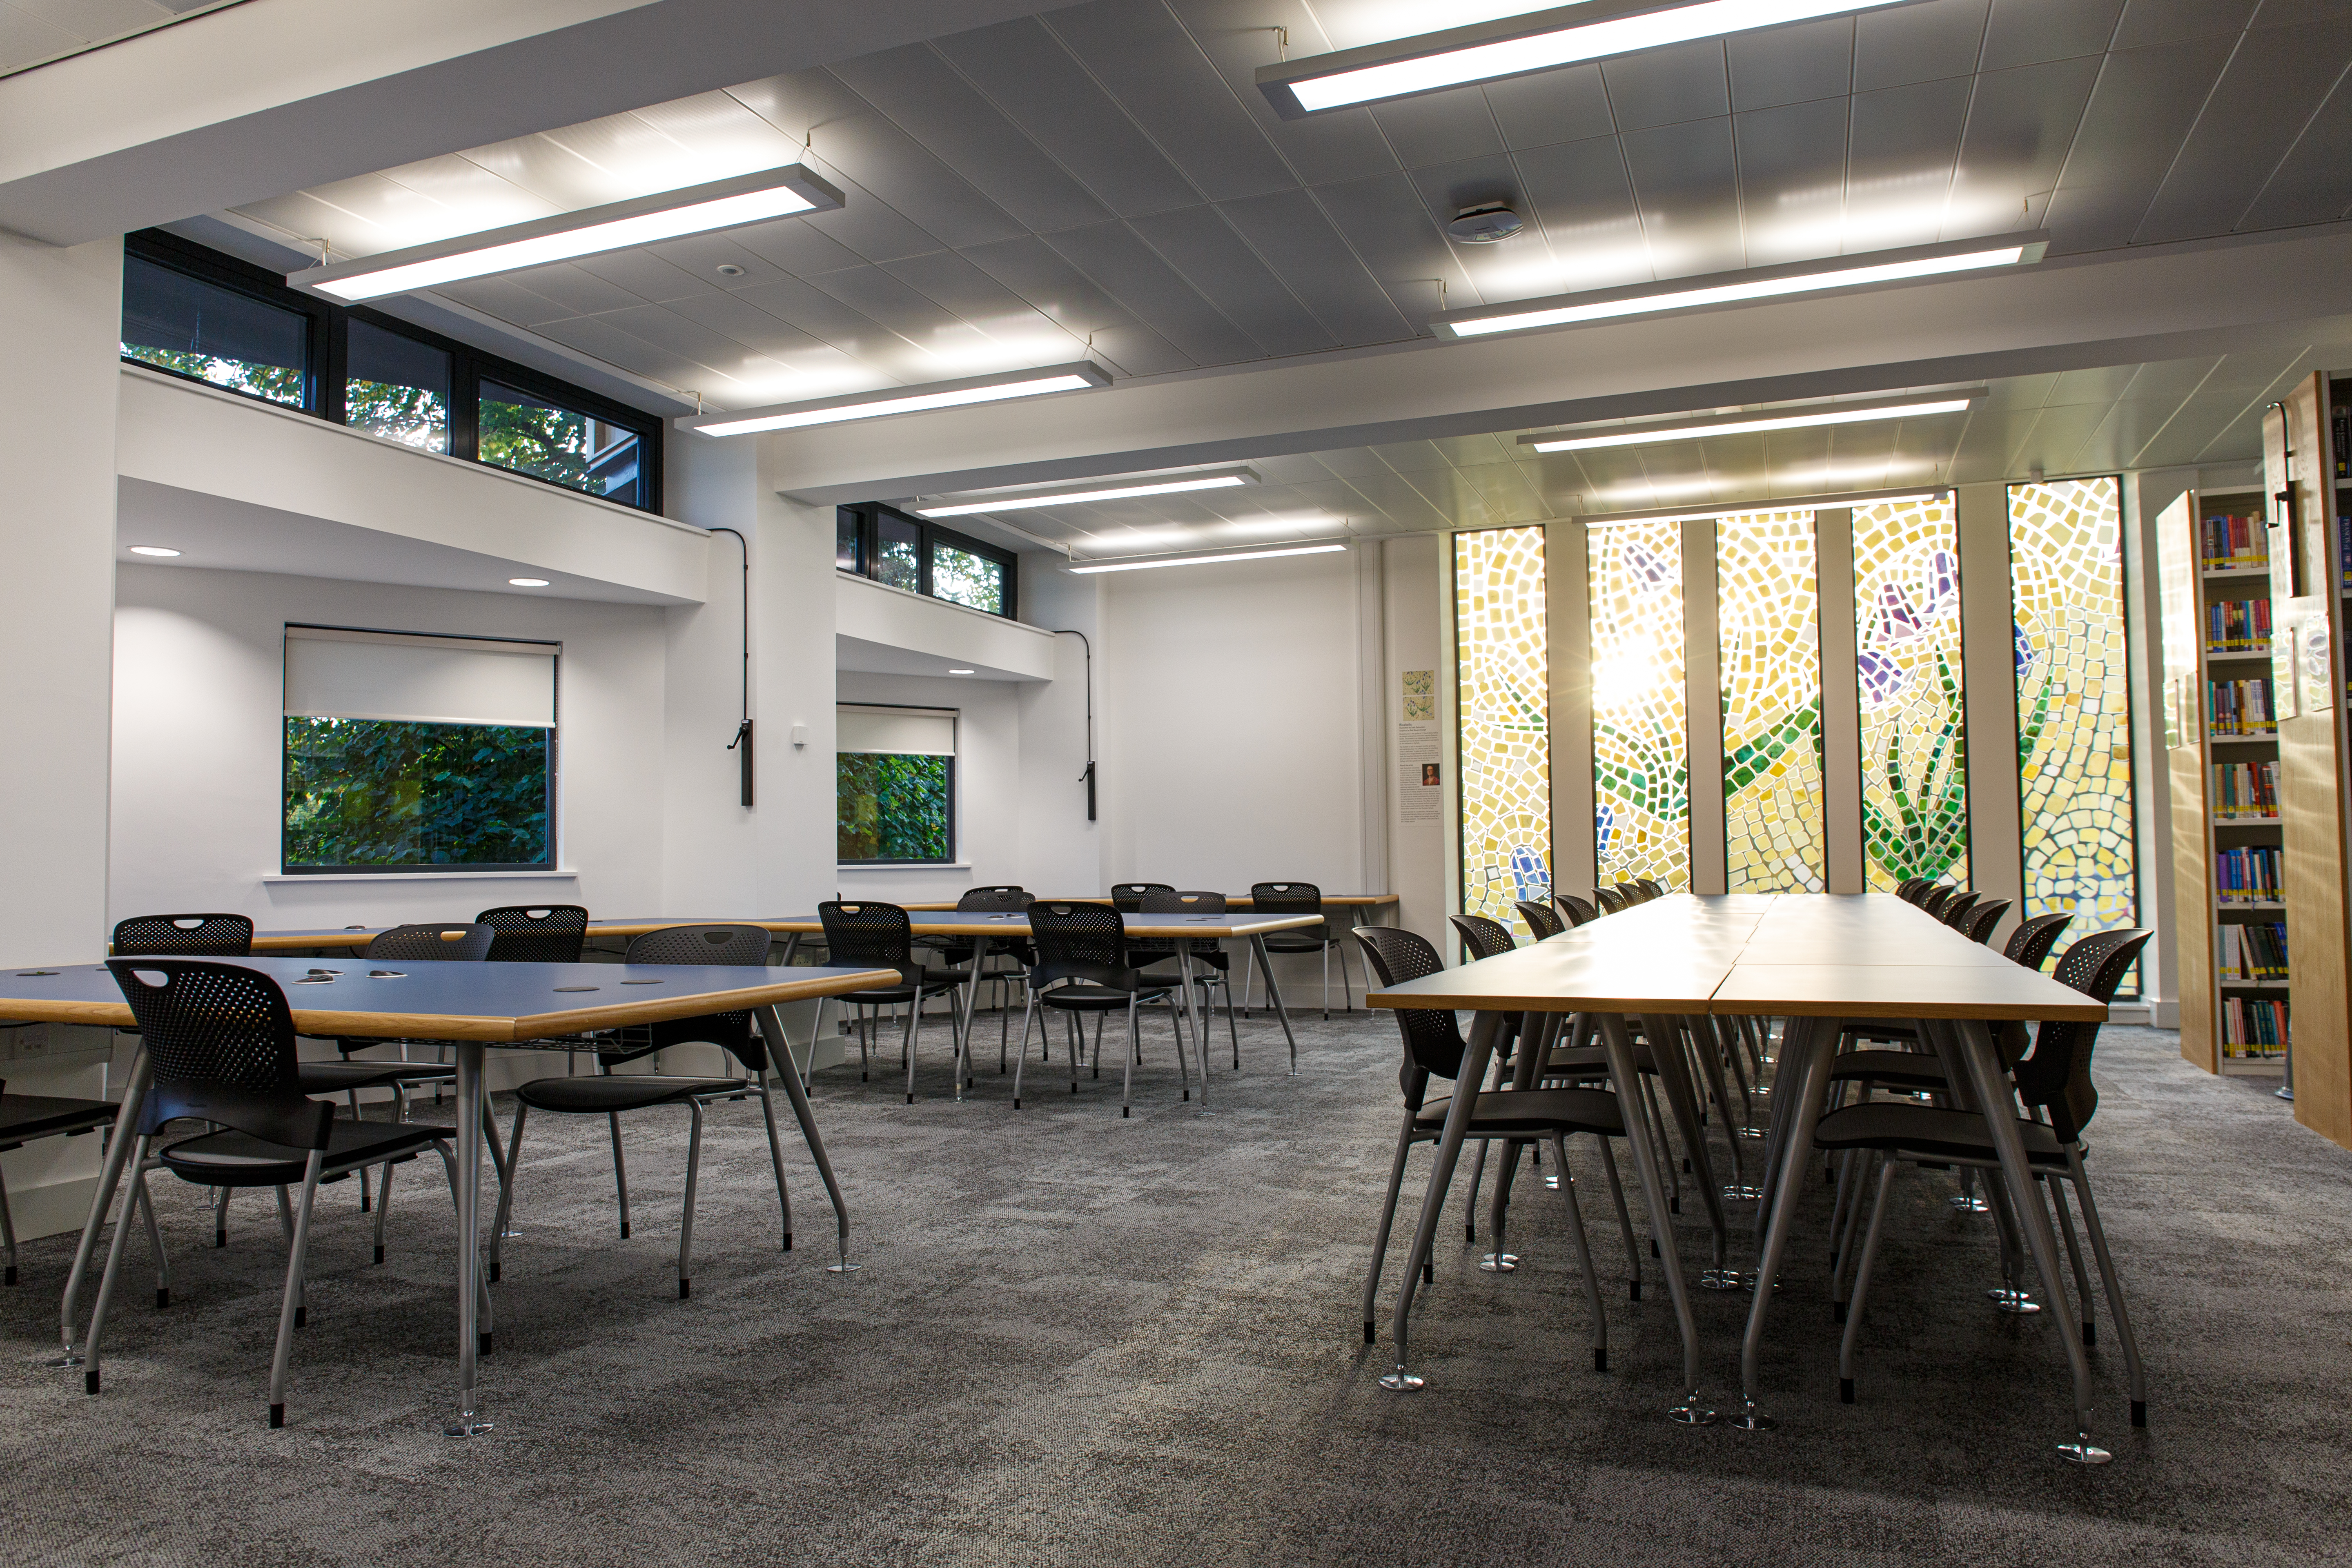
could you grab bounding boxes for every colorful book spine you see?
[2221,996,2289,1058]
[2217,922,2289,981]
[2216,845,2284,904]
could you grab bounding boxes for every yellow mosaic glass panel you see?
[2010,478,2136,949]
[1852,497,1969,890]
[1719,511,1824,891]
[1454,526,1551,933]
[1590,519,1688,888]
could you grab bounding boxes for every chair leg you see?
[136,1178,170,1308]
[267,1155,324,1427]
[1551,1135,1609,1371]
[677,1103,704,1298]
[349,1088,370,1212]
[1121,998,1140,1117]
[755,1085,793,1252]
[1361,1115,1420,1343]
[1339,939,1359,1013]
[1831,1153,1875,1322]
[903,991,924,1104]
[2049,1173,2097,1347]
[273,1185,305,1327]
[1837,1154,1898,1404]
[1013,990,1039,1107]
[0,1162,14,1286]
[1464,1138,1490,1244]
[1596,1137,1642,1299]
[214,1183,231,1249]
[857,1004,871,1081]
[81,1141,153,1396]
[1223,974,1241,1070]
[372,1159,395,1263]
[1320,942,1331,1021]
[608,1112,632,1240]
[490,1102,528,1282]
[2067,1160,2149,1426]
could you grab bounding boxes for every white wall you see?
[1382,535,1446,949]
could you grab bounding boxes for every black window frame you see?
[834,501,1018,619]
[122,230,664,514]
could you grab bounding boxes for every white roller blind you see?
[285,627,557,728]
[838,705,956,755]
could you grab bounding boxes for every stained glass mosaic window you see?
[1719,511,1825,891]
[1455,527,1551,932]
[1590,519,1688,888]
[1852,498,1968,890]
[2010,478,2136,952]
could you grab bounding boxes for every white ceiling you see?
[0,0,228,76]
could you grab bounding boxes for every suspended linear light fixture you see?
[1435,235,2047,339]
[682,362,1112,438]
[1066,542,1348,575]
[1259,0,1930,117]
[1522,392,1984,453]
[285,166,845,302]
[912,469,1258,518]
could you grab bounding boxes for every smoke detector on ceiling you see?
[1447,202,1524,243]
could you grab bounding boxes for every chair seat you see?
[1526,1043,1656,1079]
[157,1118,447,1188]
[1416,1087,1626,1138]
[840,972,967,1005]
[514,1074,749,1114]
[0,1092,117,1151]
[1814,1102,2068,1166]
[1041,983,1174,1009]
[1827,1049,1948,1089]
[1258,935,1332,953]
[297,1058,457,1094]
[1137,950,1230,974]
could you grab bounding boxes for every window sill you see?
[261,869,581,884]
[837,862,971,872]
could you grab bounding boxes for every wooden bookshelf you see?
[2159,487,2287,1075]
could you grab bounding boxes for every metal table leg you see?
[1381,1010,1502,1389]
[954,935,991,1103]
[1250,935,1299,1074]
[1179,946,1208,1112]
[1736,1015,1838,1431]
[446,1041,489,1437]
[760,1002,857,1274]
[1599,1011,1713,1423]
[56,1043,150,1366]
[1638,1013,1733,1287]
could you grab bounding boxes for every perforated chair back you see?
[104,958,329,1149]
[1593,886,1626,915]
[112,913,253,958]
[2012,929,2153,1143]
[363,923,493,963]
[1109,882,1174,913]
[1555,893,1598,927]
[2003,911,2072,971]
[1918,885,1955,917]
[818,902,916,971]
[1637,878,1666,898]
[956,886,1028,912]
[1249,882,1328,942]
[1514,900,1566,939]
[1447,913,1516,961]
[1140,889,1225,956]
[1353,926,1468,1101]
[1026,901,1138,987]
[1960,898,2012,946]
[1615,882,1649,906]
[1939,891,1981,929]
[474,904,590,964]
[621,923,775,1071]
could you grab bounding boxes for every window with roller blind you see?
[281,626,558,873]
[837,705,956,865]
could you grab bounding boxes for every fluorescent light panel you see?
[1259,0,1924,116]
[1524,393,1982,452]
[1437,236,2047,339]
[1573,485,1950,528]
[684,362,1112,438]
[1067,542,1348,575]
[914,470,1256,518]
[287,166,845,303]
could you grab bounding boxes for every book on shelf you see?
[2205,597,2271,652]
[2221,995,2289,1058]
[2200,512,2267,570]
[2212,759,2281,817]
[2205,678,2277,735]
[2217,920,2289,981]
[2216,844,2284,903]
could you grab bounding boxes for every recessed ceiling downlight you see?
[129,546,182,557]
[508,577,550,587]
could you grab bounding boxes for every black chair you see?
[1248,881,1359,1020]
[1448,913,1516,961]
[1819,930,2155,1433]
[923,887,1033,1071]
[474,904,590,963]
[1553,893,1598,928]
[817,902,969,1102]
[1615,882,1650,906]
[111,913,254,957]
[1961,898,2013,945]
[86,959,468,1426]
[1895,878,1929,904]
[1015,902,1190,1116]
[1918,885,1958,918]
[1938,890,1982,929]
[491,924,795,1299]
[0,1082,120,1286]
[1636,878,1666,898]
[1136,890,1242,1070]
[1592,886,1627,915]
[1110,882,1174,911]
[1350,926,1634,1380]
[2005,911,2074,971]
[1515,900,1567,940]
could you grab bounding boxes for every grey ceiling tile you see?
[2049,363,2144,401]
[1976,372,2062,408]
[1887,411,1969,475]
[1949,406,2043,469]
[1982,0,2129,67]
[2252,0,2352,23]
[1728,15,1856,109]
[1601,38,1733,132]
[494,261,651,317]
[2007,403,2114,474]
[720,274,904,363]
[2093,398,2204,465]
[1127,204,1338,356]
[528,314,714,388]
[824,46,1114,233]
[1948,58,2102,227]
[1312,172,1474,311]
[1368,87,1507,168]
[2136,19,2352,239]
[1432,433,1514,466]
[1855,0,1991,89]
[2041,40,2234,250]
[1484,64,1617,148]
[570,249,722,304]
[1733,97,1853,266]
[1218,187,1417,346]
[792,181,950,270]
[1166,0,1402,184]
[2190,408,2268,464]
[2119,356,2223,401]
[947,238,1196,374]
[1078,322,1199,377]
[1845,76,1975,246]
[879,249,1091,352]
[1512,136,1651,290]
[1044,0,1298,202]
[723,213,871,278]
[1306,446,1391,479]
[565,304,802,387]
[2114,0,2262,47]
[1619,117,1747,277]
[804,263,1001,358]
[1041,220,1261,364]
[426,275,578,328]
[1405,153,1558,298]
[1370,440,1450,473]
[663,289,832,360]
[933,18,1205,216]
[1339,471,1452,528]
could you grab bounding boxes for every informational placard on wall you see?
[1398,670,1441,824]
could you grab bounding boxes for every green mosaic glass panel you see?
[1852,498,1968,890]
[1718,511,1824,891]
[2010,477,2136,951]
[1455,527,1551,933]
[1590,519,1688,888]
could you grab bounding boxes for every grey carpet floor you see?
[2,1015,2347,1567]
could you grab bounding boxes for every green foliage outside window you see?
[347,379,450,451]
[480,387,599,492]
[123,345,303,406]
[838,753,952,862]
[931,544,1006,614]
[285,717,550,869]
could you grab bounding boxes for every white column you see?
[1683,517,1725,894]
[1816,510,1865,893]
[1956,480,2024,916]
[1549,521,1596,898]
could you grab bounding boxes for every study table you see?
[0,954,896,1437]
[1367,893,2113,1454]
